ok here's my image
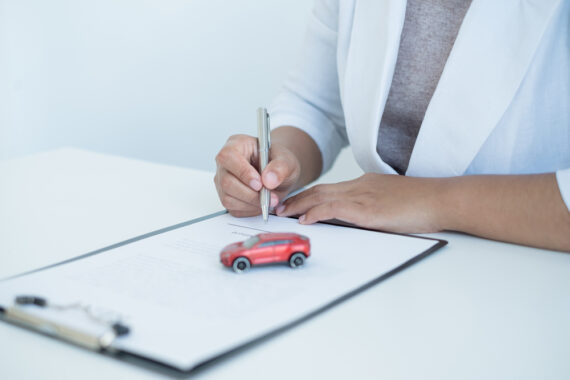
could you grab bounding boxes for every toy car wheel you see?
[289,252,306,268]
[232,257,251,273]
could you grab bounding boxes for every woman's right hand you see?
[214,134,301,217]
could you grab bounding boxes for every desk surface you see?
[1,148,569,380]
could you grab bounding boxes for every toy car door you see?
[250,240,276,265]
[272,239,293,262]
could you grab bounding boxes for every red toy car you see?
[220,233,310,273]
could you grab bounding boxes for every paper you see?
[0,213,441,371]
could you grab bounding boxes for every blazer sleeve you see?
[556,168,570,211]
[269,0,348,174]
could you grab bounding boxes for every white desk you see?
[1,148,569,379]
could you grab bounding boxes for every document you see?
[0,213,444,371]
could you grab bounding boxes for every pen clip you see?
[266,112,271,150]
[257,107,270,154]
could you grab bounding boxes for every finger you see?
[261,155,297,190]
[270,192,279,208]
[276,186,336,217]
[228,209,262,218]
[216,147,262,191]
[283,180,354,207]
[282,184,331,206]
[218,169,261,207]
[277,182,348,216]
[220,193,261,215]
[299,200,364,225]
[219,170,280,208]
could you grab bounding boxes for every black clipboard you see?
[0,211,447,377]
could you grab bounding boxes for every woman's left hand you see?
[275,173,446,234]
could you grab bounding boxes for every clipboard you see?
[0,211,447,376]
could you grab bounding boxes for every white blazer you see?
[270,0,570,210]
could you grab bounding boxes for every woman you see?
[214,0,570,252]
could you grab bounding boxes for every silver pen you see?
[257,107,271,223]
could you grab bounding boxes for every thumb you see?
[261,155,297,190]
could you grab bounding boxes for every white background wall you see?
[0,0,361,181]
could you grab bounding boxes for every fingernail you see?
[265,172,278,188]
[249,179,261,191]
[270,194,278,208]
[299,215,306,223]
[275,205,285,215]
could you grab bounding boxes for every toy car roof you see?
[256,232,307,241]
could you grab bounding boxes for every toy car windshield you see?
[242,236,260,249]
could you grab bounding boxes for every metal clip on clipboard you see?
[1,295,130,351]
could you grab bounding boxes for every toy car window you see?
[243,236,260,248]
[272,240,292,245]
[259,241,276,247]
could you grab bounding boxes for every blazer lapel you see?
[343,0,407,174]
[407,0,562,177]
